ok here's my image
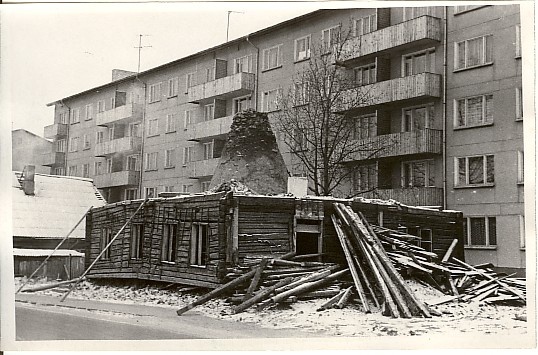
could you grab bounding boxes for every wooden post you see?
[242,258,269,301]
[60,199,148,302]
[232,205,239,265]
[233,276,294,314]
[441,239,458,263]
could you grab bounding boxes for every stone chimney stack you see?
[21,165,35,196]
[112,69,137,82]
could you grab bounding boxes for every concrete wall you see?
[12,130,53,174]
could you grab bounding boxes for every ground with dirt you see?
[14,277,528,338]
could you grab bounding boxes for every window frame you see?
[402,103,435,132]
[97,100,105,113]
[233,95,252,114]
[354,13,377,37]
[453,94,493,129]
[129,223,144,259]
[189,223,209,267]
[234,54,254,74]
[463,216,497,248]
[186,72,196,91]
[401,159,436,188]
[168,77,179,98]
[354,63,377,86]
[184,110,194,129]
[454,154,495,187]
[353,113,377,140]
[161,223,178,263]
[183,146,194,165]
[84,104,93,121]
[515,24,521,58]
[145,152,158,171]
[70,108,80,124]
[56,139,67,153]
[403,6,436,21]
[454,34,493,71]
[262,44,283,71]
[147,118,159,137]
[82,163,90,178]
[294,35,311,62]
[203,104,215,121]
[68,165,78,177]
[164,148,176,169]
[100,227,113,259]
[68,137,79,152]
[262,88,282,112]
[125,188,138,201]
[515,87,523,121]
[401,47,436,76]
[165,114,177,133]
[149,82,162,103]
[517,150,524,184]
[354,163,377,192]
[454,5,489,15]
[321,25,341,53]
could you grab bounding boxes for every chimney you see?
[21,165,36,196]
[112,69,137,82]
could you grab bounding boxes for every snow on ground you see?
[15,277,528,337]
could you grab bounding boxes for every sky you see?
[1,1,356,136]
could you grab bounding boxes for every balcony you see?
[187,115,233,141]
[93,170,139,189]
[344,129,442,162]
[41,151,65,167]
[94,136,142,157]
[187,158,219,179]
[359,187,444,207]
[96,103,143,127]
[338,16,442,64]
[187,72,255,103]
[44,123,67,139]
[337,73,441,112]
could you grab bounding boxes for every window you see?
[516,87,523,120]
[204,104,214,121]
[161,224,177,262]
[94,161,103,175]
[128,122,141,137]
[83,134,91,150]
[354,13,377,36]
[84,104,93,120]
[455,155,494,187]
[354,164,377,192]
[106,158,113,173]
[97,100,105,113]
[234,55,253,74]
[354,113,377,139]
[110,96,116,109]
[262,89,281,112]
[403,48,435,76]
[147,118,159,136]
[168,77,179,97]
[454,94,493,128]
[164,185,175,193]
[203,141,214,160]
[130,224,144,259]
[516,25,521,58]
[183,146,194,165]
[56,139,66,153]
[100,228,113,259]
[293,81,310,106]
[463,216,496,247]
[95,131,104,144]
[145,152,158,171]
[455,5,487,14]
[206,67,215,82]
[164,148,176,168]
[517,151,524,184]
[145,187,156,198]
[186,72,196,90]
[403,104,434,131]
[322,26,340,52]
[68,137,79,152]
[354,63,376,86]
[403,7,435,20]
[184,110,194,128]
[519,215,525,249]
[455,35,493,70]
[190,223,209,266]
[294,35,311,62]
[262,44,283,71]
[59,112,68,124]
[108,126,115,141]
[182,184,193,193]
[68,165,78,176]
[82,163,90,178]
[54,167,65,176]
[201,181,211,191]
[70,108,80,124]
[127,154,140,171]
[402,160,435,187]
[149,83,162,103]
[125,188,138,201]
[233,96,252,114]
[165,114,176,133]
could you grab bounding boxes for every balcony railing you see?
[94,136,142,157]
[93,170,139,189]
[359,187,444,207]
[96,103,143,126]
[188,72,255,103]
[344,129,442,162]
[44,123,68,139]
[337,73,441,111]
[187,158,219,179]
[41,151,65,167]
[187,115,233,141]
[339,16,442,63]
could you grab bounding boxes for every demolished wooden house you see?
[85,191,465,289]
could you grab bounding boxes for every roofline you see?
[13,170,95,183]
[47,9,331,106]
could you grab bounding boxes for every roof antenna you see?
[134,34,152,74]
[227,11,244,42]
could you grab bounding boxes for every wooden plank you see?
[233,276,294,314]
[441,239,458,263]
[242,258,269,301]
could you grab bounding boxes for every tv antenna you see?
[227,11,244,42]
[134,34,152,74]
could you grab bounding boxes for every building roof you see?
[12,172,107,239]
[47,9,332,106]
[13,248,84,257]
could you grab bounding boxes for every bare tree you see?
[273,24,389,196]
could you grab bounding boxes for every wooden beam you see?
[232,205,239,265]
[242,258,269,301]
[233,276,294,314]
[441,239,458,263]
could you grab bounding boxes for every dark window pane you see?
[468,156,484,184]
[458,158,466,185]
[486,155,495,183]
[488,217,497,245]
[470,217,486,245]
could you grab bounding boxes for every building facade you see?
[45,5,524,270]
[12,129,53,174]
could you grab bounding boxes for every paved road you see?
[15,293,320,340]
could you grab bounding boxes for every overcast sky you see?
[2,2,357,136]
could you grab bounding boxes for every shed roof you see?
[12,172,106,239]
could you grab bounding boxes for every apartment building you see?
[45,5,524,271]
[12,129,53,174]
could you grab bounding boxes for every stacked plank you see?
[332,203,431,318]
[177,252,352,316]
